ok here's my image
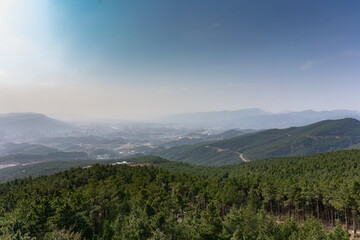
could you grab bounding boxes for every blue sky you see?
[0,0,360,119]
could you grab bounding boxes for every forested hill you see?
[155,118,360,165]
[2,151,360,239]
[0,113,75,136]
[159,109,360,129]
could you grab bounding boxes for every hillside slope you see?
[159,109,360,129]
[0,152,358,239]
[155,118,360,165]
[0,142,59,156]
[0,113,75,136]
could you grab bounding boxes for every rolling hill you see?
[154,118,360,166]
[0,142,59,156]
[0,151,359,238]
[0,113,75,137]
[0,151,88,168]
[159,109,360,129]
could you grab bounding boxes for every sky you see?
[0,0,360,120]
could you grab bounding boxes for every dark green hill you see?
[0,151,88,166]
[0,142,59,156]
[159,129,247,148]
[155,118,360,166]
[0,151,359,239]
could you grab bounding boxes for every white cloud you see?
[0,69,6,76]
[0,35,35,55]
[300,60,316,70]
[0,0,68,88]
[208,23,222,28]
[343,50,360,57]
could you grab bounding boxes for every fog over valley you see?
[2,0,360,239]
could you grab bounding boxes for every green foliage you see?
[293,218,328,240]
[328,223,350,240]
[1,151,359,239]
[44,228,83,240]
[156,118,360,165]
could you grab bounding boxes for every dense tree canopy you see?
[2,151,360,239]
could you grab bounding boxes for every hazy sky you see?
[1,0,360,120]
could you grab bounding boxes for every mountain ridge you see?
[154,118,360,166]
[0,112,76,137]
[158,109,360,129]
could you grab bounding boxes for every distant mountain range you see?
[0,142,59,156]
[158,129,249,148]
[154,118,360,166]
[0,113,75,137]
[159,109,360,129]
[0,151,88,166]
[36,135,128,146]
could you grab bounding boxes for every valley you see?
[155,118,360,165]
[2,1,358,238]
[1,112,360,239]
